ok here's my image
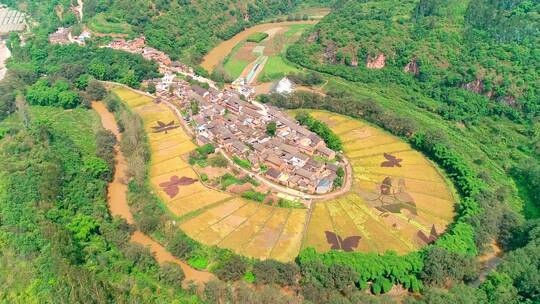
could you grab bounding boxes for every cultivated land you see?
[201,20,316,74]
[300,110,456,254]
[207,21,315,95]
[113,86,309,262]
[113,86,456,260]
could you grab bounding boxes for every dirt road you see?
[92,101,214,285]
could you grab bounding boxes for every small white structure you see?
[157,73,175,91]
[275,77,294,94]
[75,30,91,44]
[238,85,255,98]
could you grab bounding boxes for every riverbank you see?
[91,101,214,285]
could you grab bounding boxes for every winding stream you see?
[92,101,214,285]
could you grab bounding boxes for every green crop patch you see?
[246,32,269,43]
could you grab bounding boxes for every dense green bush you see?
[214,254,248,281]
[253,260,299,286]
[296,111,343,151]
[287,0,539,122]
[0,115,194,302]
[159,262,186,286]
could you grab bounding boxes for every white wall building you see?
[275,77,294,94]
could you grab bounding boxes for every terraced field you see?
[114,87,456,261]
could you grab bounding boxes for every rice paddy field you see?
[115,87,456,261]
[301,110,457,254]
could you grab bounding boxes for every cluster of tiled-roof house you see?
[187,86,340,194]
[106,36,342,195]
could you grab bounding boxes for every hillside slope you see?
[288,0,539,122]
[82,0,334,63]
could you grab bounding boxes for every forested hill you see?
[287,0,539,122]
[86,0,306,63]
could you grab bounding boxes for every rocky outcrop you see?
[307,30,319,43]
[404,58,419,75]
[462,79,484,94]
[500,96,517,106]
[324,42,337,64]
[366,53,385,69]
[350,55,359,67]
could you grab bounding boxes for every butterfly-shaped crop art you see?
[159,175,197,198]
[325,231,361,252]
[152,120,179,134]
[374,177,418,216]
[417,224,440,244]
[381,153,403,168]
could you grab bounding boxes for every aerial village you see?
[49,34,345,195]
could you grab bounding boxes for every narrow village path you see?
[0,39,11,81]
[75,0,83,22]
[91,101,215,285]
[218,147,353,201]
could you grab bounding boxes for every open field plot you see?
[218,204,276,251]
[247,32,269,43]
[179,198,247,236]
[223,42,252,80]
[88,13,134,35]
[188,202,307,261]
[257,55,300,82]
[113,87,232,218]
[303,203,335,252]
[242,208,291,259]
[302,110,457,254]
[201,20,317,73]
[269,209,308,262]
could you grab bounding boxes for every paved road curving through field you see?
[92,101,215,285]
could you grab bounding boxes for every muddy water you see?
[201,20,317,72]
[473,241,503,286]
[92,102,134,223]
[92,101,215,284]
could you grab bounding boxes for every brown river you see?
[92,101,214,285]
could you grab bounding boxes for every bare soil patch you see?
[234,42,258,61]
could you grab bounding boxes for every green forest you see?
[82,0,325,63]
[1,0,539,303]
[288,0,539,122]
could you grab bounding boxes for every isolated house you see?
[275,77,294,94]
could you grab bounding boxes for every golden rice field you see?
[113,87,233,216]
[114,87,309,261]
[302,110,457,254]
[115,87,456,261]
